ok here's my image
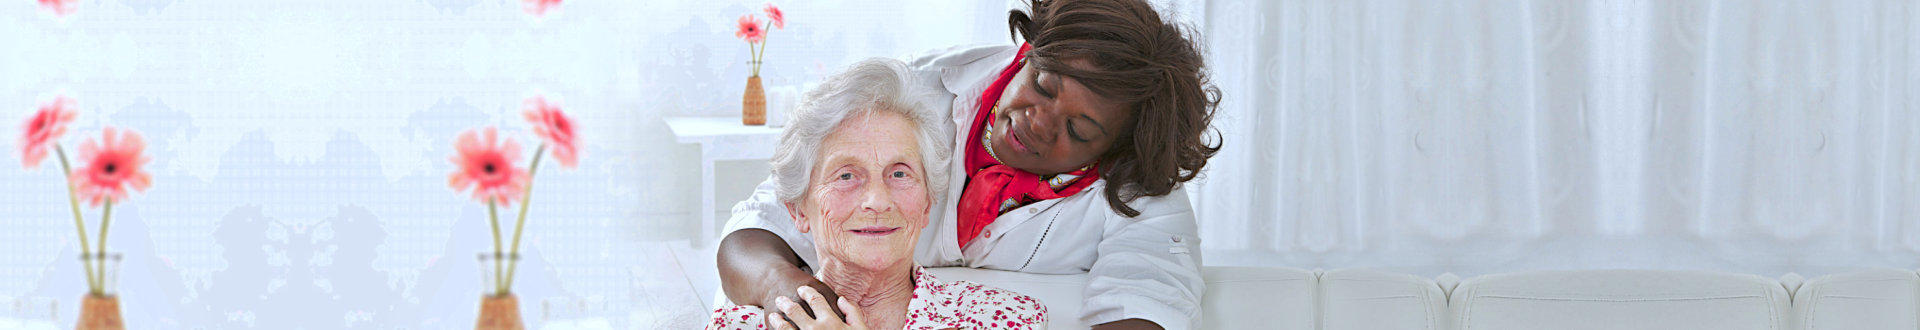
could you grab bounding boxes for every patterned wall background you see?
[0,0,1027,328]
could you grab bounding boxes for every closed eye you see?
[1030,71,1056,99]
[1068,121,1090,142]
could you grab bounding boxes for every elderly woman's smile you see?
[848,226,900,235]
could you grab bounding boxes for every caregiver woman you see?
[720,0,1220,328]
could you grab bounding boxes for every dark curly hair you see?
[1009,0,1222,217]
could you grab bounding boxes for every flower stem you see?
[755,23,772,76]
[750,44,762,77]
[488,198,503,296]
[54,146,99,295]
[98,198,113,296]
[504,144,545,294]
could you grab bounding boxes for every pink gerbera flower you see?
[736,15,764,44]
[39,0,77,16]
[522,0,562,16]
[449,127,529,207]
[70,127,152,207]
[764,3,785,29]
[19,95,77,169]
[522,96,579,169]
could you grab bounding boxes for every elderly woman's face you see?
[990,58,1136,175]
[789,110,932,271]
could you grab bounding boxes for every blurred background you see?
[1,0,1915,328]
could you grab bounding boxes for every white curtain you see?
[1191,0,1920,277]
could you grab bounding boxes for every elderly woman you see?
[724,0,1218,329]
[707,58,1047,330]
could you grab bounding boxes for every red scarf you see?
[957,44,1100,249]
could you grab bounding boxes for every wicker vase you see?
[78,295,123,330]
[742,76,767,126]
[476,294,525,330]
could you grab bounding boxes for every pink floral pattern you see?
[707,267,1047,330]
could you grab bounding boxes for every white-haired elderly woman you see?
[707,58,1047,330]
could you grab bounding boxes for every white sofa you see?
[923,267,1920,329]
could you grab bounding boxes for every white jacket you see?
[724,44,1204,329]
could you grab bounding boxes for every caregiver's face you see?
[991,58,1135,175]
[790,110,931,271]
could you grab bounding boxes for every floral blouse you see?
[707,267,1047,329]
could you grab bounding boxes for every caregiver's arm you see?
[717,229,843,319]
[1082,188,1206,330]
[716,176,844,319]
[1093,319,1165,330]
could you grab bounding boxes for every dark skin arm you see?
[716,228,845,323]
[1093,319,1164,330]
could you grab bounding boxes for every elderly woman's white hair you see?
[770,58,953,206]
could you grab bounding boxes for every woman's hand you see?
[760,279,844,328]
[770,286,869,330]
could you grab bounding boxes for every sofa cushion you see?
[1450,270,1791,330]
[1322,269,1448,330]
[1201,266,1317,330]
[932,266,1322,329]
[1790,269,1919,330]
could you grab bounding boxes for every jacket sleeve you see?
[900,44,1009,73]
[722,176,819,270]
[1080,188,1206,330]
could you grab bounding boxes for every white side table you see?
[664,117,783,246]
